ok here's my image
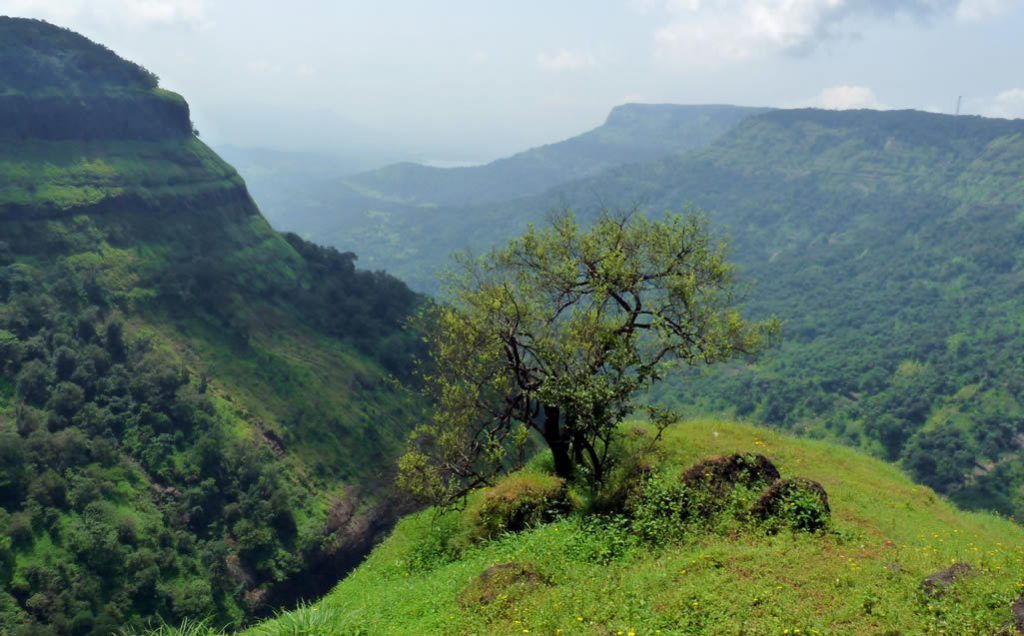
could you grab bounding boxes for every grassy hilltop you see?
[237,419,1024,635]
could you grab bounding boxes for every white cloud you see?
[0,0,211,29]
[807,85,888,109]
[980,88,1024,119]
[649,0,1015,69]
[537,49,598,72]
[955,0,1016,20]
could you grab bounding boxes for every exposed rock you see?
[326,491,358,533]
[921,562,974,597]
[458,562,549,608]
[259,426,286,458]
[1012,594,1024,634]
[680,453,781,495]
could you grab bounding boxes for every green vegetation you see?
[296,106,1024,518]
[0,17,424,634]
[0,17,158,93]
[400,212,776,503]
[341,104,769,208]
[0,17,192,142]
[250,104,768,281]
[224,420,1024,634]
[7,15,1024,636]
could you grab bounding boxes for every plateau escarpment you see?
[0,17,423,634]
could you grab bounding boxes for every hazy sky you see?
[2,0,1023,161]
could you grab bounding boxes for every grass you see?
[212,418,1024,635]
[0,137,242,210]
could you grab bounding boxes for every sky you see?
[2,0,1023,162]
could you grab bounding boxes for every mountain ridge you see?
[342,103,771,207]
[254,103,769,252]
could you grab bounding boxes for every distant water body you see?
[421,158,486,168]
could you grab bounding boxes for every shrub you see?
[751,477,831,533]
[404,510,466,573]
[628,475,690,543]
[468,473,572,540]
[587,426,660,514]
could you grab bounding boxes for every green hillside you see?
[284,107,1024,518]
[241,419,1024,635]
[254,104,768,274]
[343,104,770,207]
[0,18,423,634]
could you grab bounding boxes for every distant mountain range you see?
[263,103,1024,519]
[254,103,770,278]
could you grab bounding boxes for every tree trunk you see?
[542,404,573,479]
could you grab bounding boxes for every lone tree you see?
[399,211,778,504]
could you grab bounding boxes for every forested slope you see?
[0,18,423,634]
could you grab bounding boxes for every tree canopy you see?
[399,211,778,503]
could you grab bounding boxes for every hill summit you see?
[0,17,192,141]
[248,420,1024,635]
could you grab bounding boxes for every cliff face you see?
[0,18,421,634]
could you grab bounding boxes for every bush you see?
[468,473,572,540]
[751,477,831,533]
[628,454,818,543]
[628,475,690,543]
[586,426,660,514]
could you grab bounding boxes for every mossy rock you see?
[921,562,974,598]
[680,453,781,496]
[468,473,572,540]
[457,562,549,608]
[751,477,830,532]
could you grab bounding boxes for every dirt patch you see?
[680,453,781,495]
[921,562,974,598]
[458,562,549,608]
[751,477,830,532]
[1011,595,1024,634]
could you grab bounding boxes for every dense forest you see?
[0,216,422,632]
[0,18,425,634]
